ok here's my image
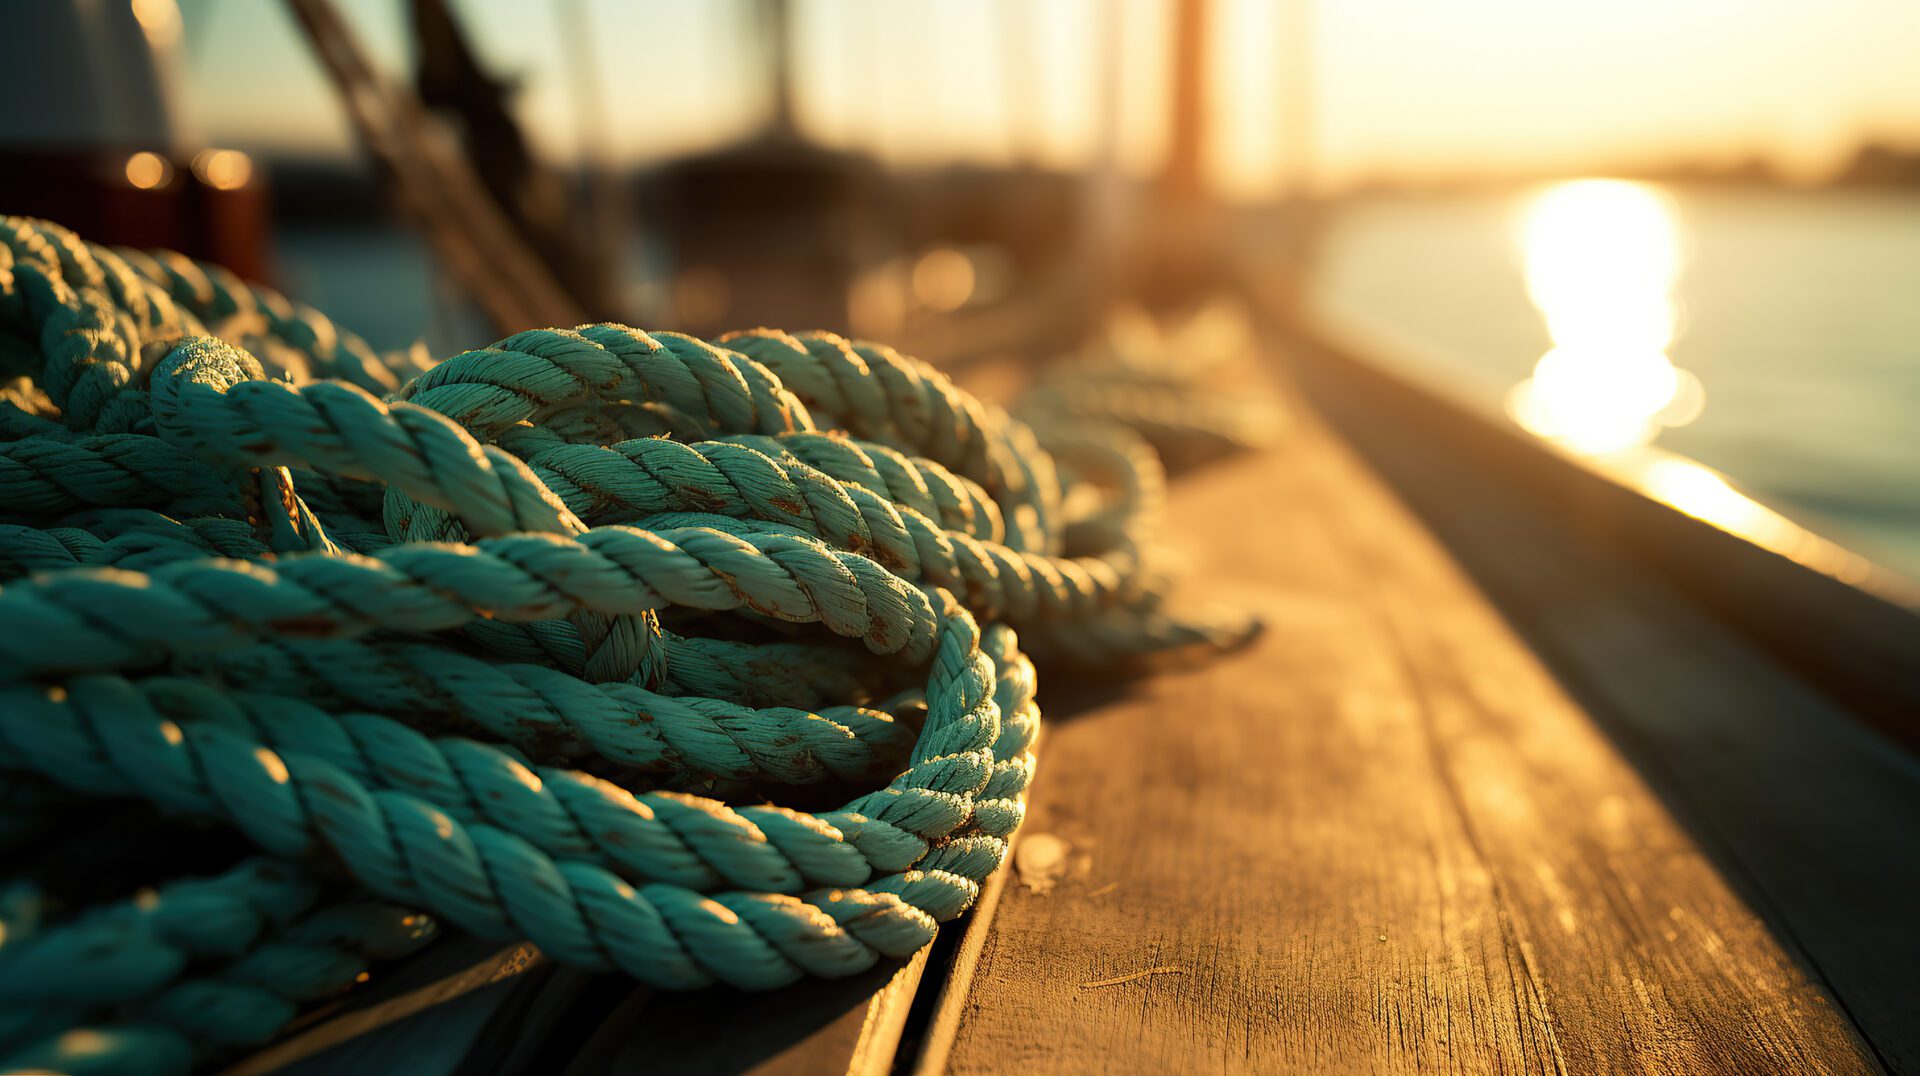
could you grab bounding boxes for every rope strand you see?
[0,215,1257,1067]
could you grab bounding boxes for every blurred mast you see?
[1281,0,1316,201]
[1275,0,1321,306]
[411,0,617,316]
[1161,0,1209,210]
[555,0,627,312]
[284,0,582,333]
[1083,0,1127,312]
[1000,0,1039,164]
[761,0,797,140]
[1137,0,1219,304]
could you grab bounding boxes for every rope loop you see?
[0,215,1262,1071]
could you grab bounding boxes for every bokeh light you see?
[123,151,172,190]
[1506,179,1703,456]
[191,148,254,190]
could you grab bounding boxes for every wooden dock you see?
[241,333,1920,1074]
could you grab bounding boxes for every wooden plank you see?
[229,941,549,1076]
[1289,320,1920,749]
[1291,333,1920,1070]
[238,902,952,1075]
[908,827,1024,1075]
[559,948,932,1076]
[939,375,1876,1071]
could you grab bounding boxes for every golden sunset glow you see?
[129,0,181,49]
[1619,454,1900,594]
[191,148,254,191]
[912,248,978,313]
[1506,180,1703,456]
[180,1,1920,194]
[1638,457,1782,544]
[123,151,171,190]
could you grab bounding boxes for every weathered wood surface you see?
[243,933,935,1076]
[938,366,1884,1071]
[1290,332,1920,1072]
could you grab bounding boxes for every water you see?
[274,193,1920,580]
[274,227,488,356]
[1309,184,1920,580]
[275,227,673,356]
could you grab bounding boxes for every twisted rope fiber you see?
[0,860,321,1024]
[0,215,1256,1072]
[0,217,207,433]
[169,642,926,784]
[0,600,1024,981]
[0,522,947,676]
[0,859,437,1072]
[145,326,808,683]
[0,624,1030,912]
[502,434,1138,624]
[11,900,436,1073]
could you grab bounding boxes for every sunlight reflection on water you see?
[1506,179,1704,456]
[1499,180,1894,590]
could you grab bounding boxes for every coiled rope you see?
[0,215,1259,1073]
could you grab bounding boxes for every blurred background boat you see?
[12,0,1905,589]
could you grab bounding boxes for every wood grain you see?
[1294,335,1920,1072]
[938,380,1877,1072]
[910,825,1026,1075]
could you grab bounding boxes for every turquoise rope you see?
[0,856,438,1075]
[0,214,1253,1066]
[0,860,321,1047]
[1,886,437,1074]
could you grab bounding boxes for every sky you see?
[174,0,1920,197]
